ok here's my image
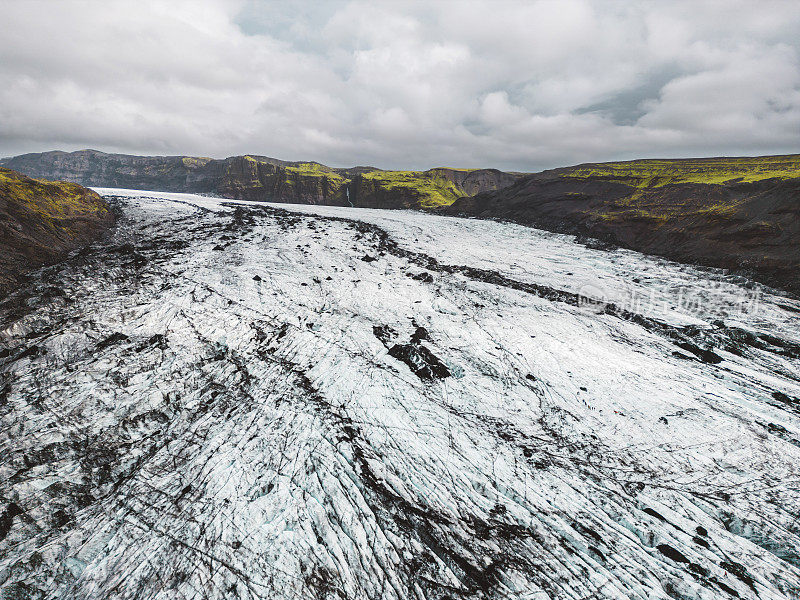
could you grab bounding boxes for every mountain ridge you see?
[0,149,520,210]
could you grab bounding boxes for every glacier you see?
[1,189,799,599]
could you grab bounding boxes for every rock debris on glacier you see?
[1,190,799,600]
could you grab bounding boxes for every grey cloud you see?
[0,0,798,171]
[576,66,684,126]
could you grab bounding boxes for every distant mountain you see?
[0,150,521,210]
[447,155,800,294]
[0,167,114,293]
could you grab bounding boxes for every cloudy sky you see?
[1,0,799,171]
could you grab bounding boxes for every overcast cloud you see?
[1,0,798,171]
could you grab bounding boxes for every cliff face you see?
[0,167,115,293]
[342,167,521,209]
[448,155,800,294]
[0,150,226,192]
[0,150,521,210]
[217,157,349,205]
[429,167,519,197]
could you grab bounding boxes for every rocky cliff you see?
[447,155,800,294]
[0,150,226,192]
[0,150,521,210]
[0,167,115,293]
[217,157,349,205]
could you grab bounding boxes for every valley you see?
[3,151,798,294]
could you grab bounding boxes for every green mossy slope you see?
[0,150,522,210]
[217,156,520,208]
[0,167,115,293]
[355,170,465,208]
[563,155,800,186]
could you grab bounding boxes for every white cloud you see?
[0,0,798,170]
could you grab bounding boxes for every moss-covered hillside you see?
[351,167,517,208]
[552,155,800,227]
[0,167,115,293]
[0,150,521,210]
[563,155,800,187]
[449,154,800,293]
[213,155,520,208]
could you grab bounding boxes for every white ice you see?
[0,189,798,600]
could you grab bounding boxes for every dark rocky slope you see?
[0,150,520,210]
[0,167,115,294]
[447,155,800,294]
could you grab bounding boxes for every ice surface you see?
[1,189,799,599]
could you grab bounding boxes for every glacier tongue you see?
[1,190,799,600]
